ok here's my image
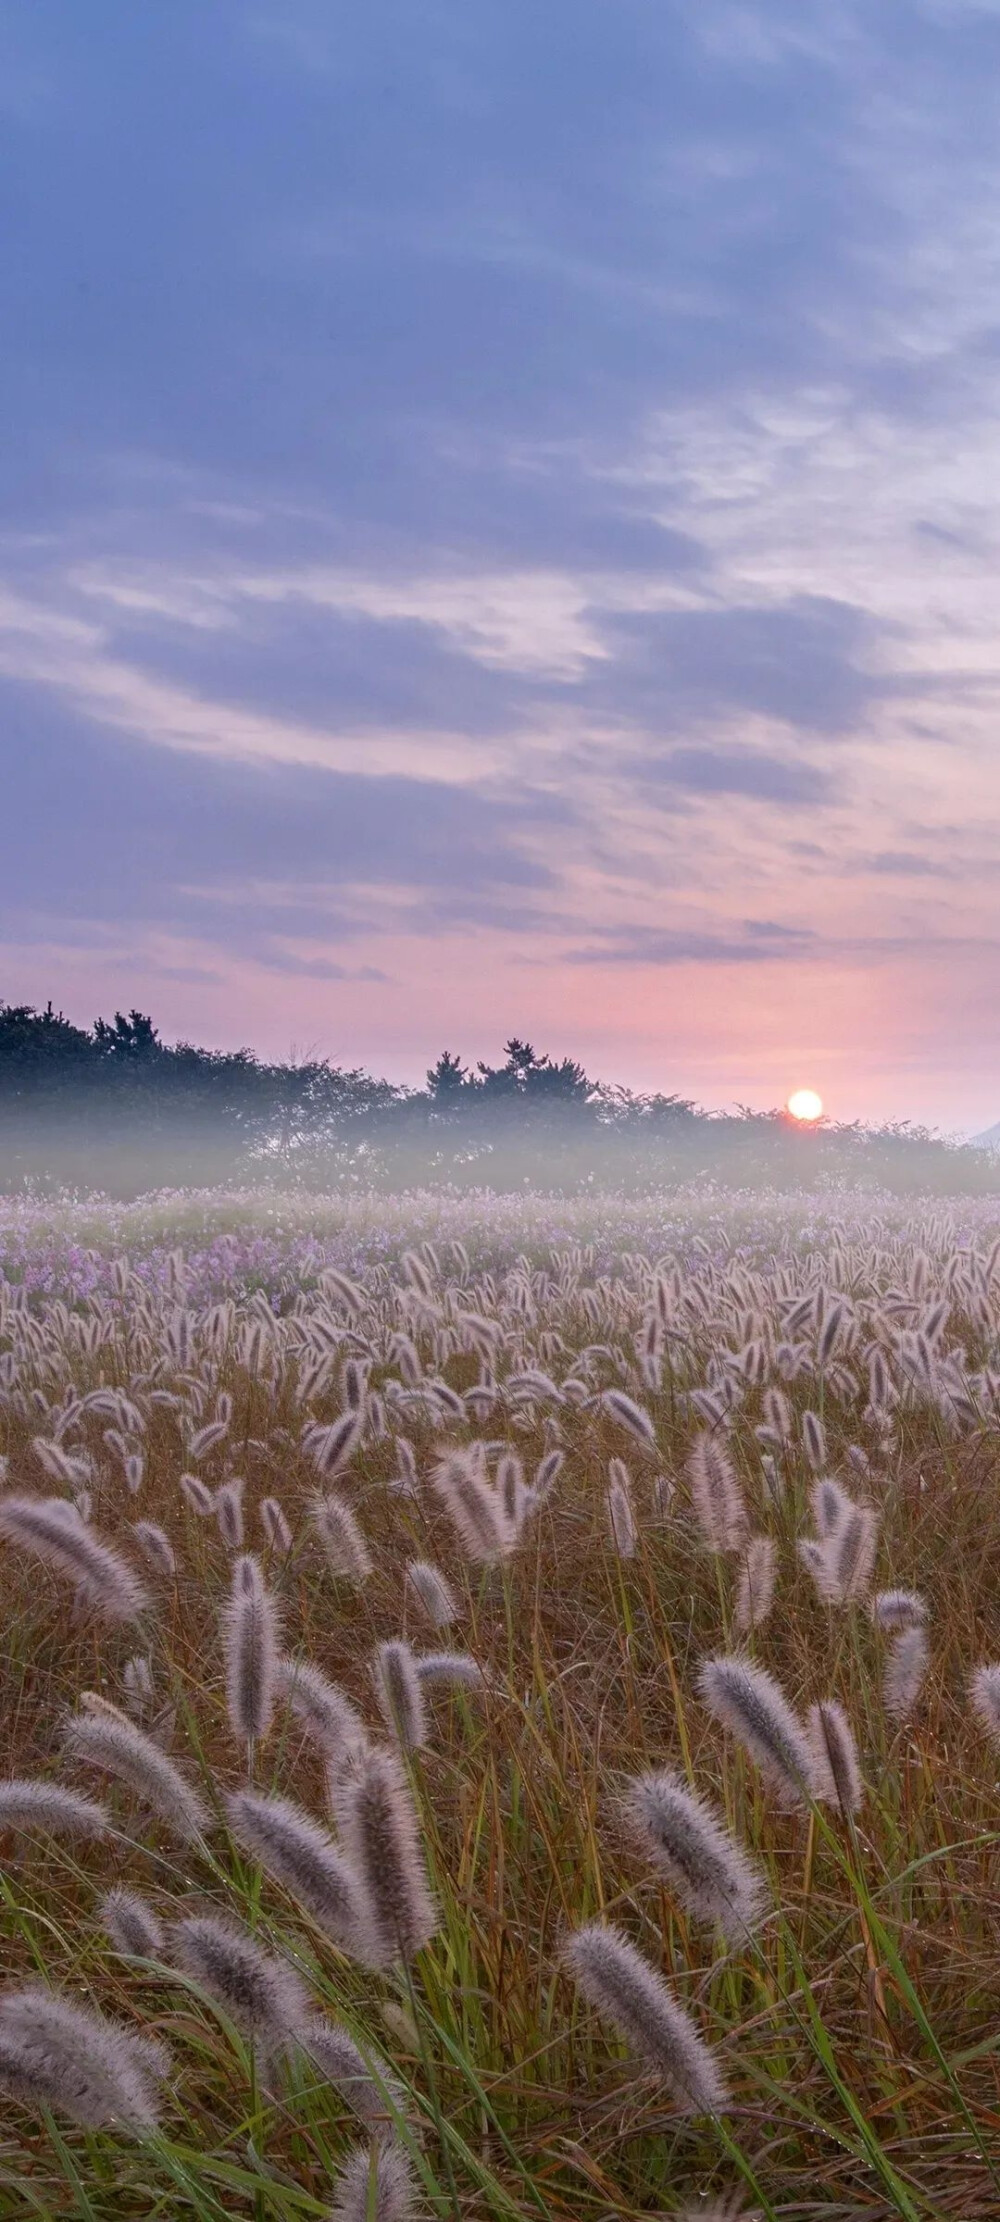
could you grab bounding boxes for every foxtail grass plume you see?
[698,1655,816,1808]
[734,1536,777,1633]
[0,1493,149,1623]
[532,1447,564,1503]
[275,1655,367,1762]
[601,1389,658,1450]
[563,1923,729,2114]
[806,1701,864,1815]
[686,1434,747,1553]
[372,1642,428,1753]
[64,1706,209,1844]
[122,1655,155,1715]
[224,1553,279,1751]
[415,1650,488,1691]
[969,1663,1000,1749]
[214,1479,245,1551]
[651,1473,675,1520]
[309,1412,363,1480]
[332,1745,437,1968]
[496,1451,525,1533]
[170,1913,309,2052]
[394,1438,419,1493]
[801,1410,827,1470]
[827,1503,879,1603]
[312,1493,374,1583]
[294,2017,407,2135]
[260,1496,293,1552]
[228,1790,369,1953]
[0,1779,109,1842]
[624,1771,766,1942]
[330,2141,417,2222]
[884,1626,929,1721]
[606,1460,638,1557]
[131,1521,176,1579]
[188,1420,229,1460]
[429,1450,513,1564]
[406,1559,458,1629]
[101,1887,163,1958]
[0,1985,169,2133]
[180,1472,213,1515]
[342,1358,368,1415]
[810,1476,854,1538]
[872,1589,927,1631]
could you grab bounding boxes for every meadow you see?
[3,1183,1000,2219]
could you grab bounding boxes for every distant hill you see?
[973,1122,1000,1150]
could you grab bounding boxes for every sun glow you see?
[787,1088,824,1122]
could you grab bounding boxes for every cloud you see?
[565,921,815,967]
[632,742,832,804]
[595,596,882,734]
[0,682,566,966]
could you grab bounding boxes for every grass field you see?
[3,1184,1000,2219]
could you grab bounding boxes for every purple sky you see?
[3,2,1000,1128]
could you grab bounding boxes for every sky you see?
[3,1,1000,1129]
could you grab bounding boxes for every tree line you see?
[0,999,992,1195]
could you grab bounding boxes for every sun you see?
[787,1087,824,1123]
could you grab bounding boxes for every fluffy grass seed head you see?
[275,1655,368,1761]
[429,1450,513,1564]
[698,1654,816,1808]
[601,1389,658,1450]
[884,1626,930,1721]
[734,1535,777,1633]
[170,1912,309,2052]
[0,1493,149,1623]
[332,1745,437,1968]
[64,1706,210,1845]
[686,1434,748,1554]
[329,2141,418,2222]
[0,1985,169,2134]
[496,1451,525,1533]
[214,1479,245,1551]
[873,1588,927,1631]
[969,1663,1000,1749]
[806,1701,864,1815]
[828,1502,879,1603]
[260,1496,294,1552]
[415,1650,488,1691]
[562,1922,729,2115]
[294,2017,408,2136]
[122,1655,155,1715]
[130,1521,176,1579]
[312,1492,374,1583]
[224,1553,280,1749]
[623,1771,766,1942]
[180,1472,213,1515]
[309,1412,363,1480]
[605,1460,638,1558]
[810,1476,854,1539]
[405,1559,459,1629]
[802,1409,827,1470]
[372,1641,428,1753]
[228,1790,369,1954]
[0,1779,109,1843]
[100,1887,164,1958]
